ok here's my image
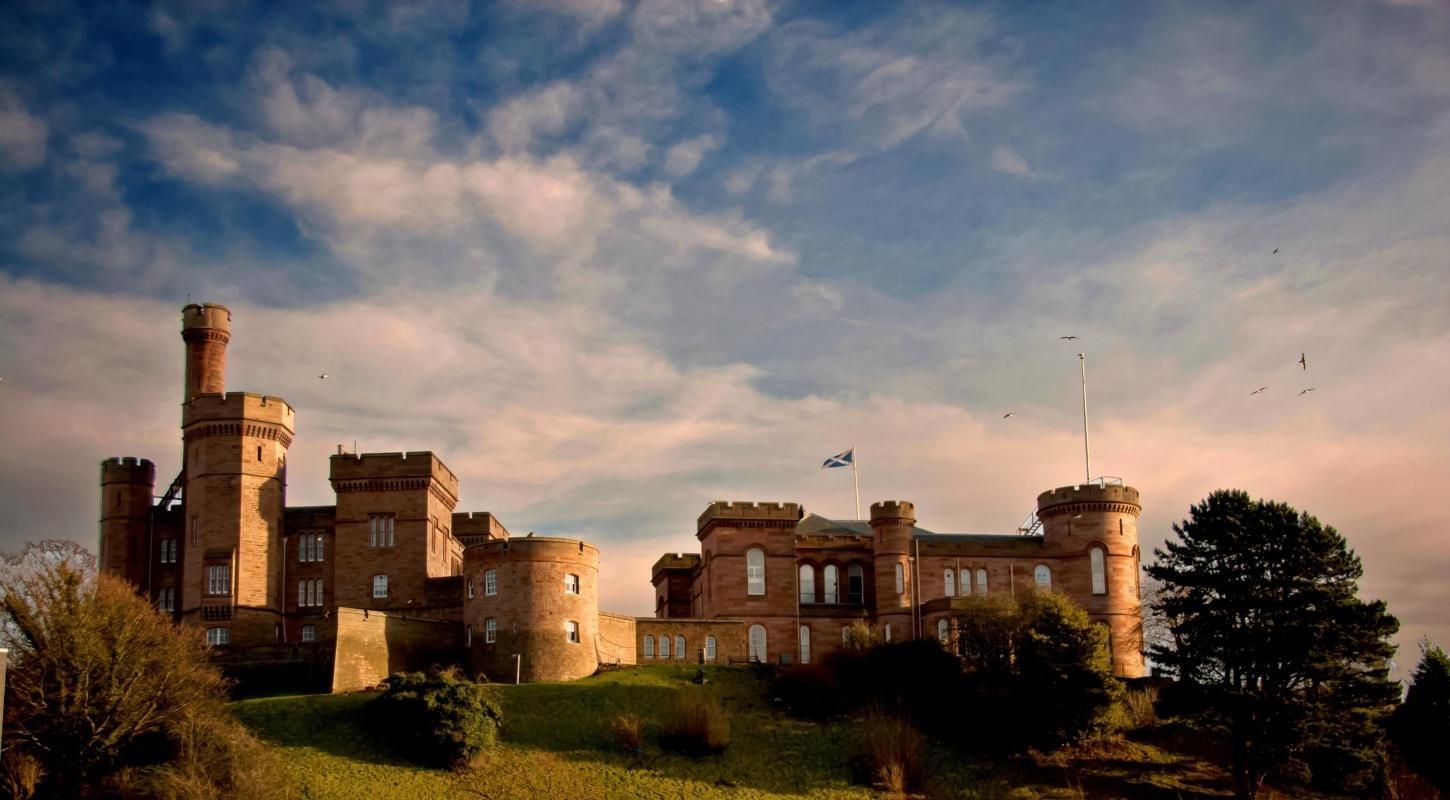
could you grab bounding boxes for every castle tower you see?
[870,500,915,640]
[181,303,230,404]
[1037,483,1145,678]
[99,457,155,588]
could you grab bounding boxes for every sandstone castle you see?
[99,303,1145,689]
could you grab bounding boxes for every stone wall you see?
[636,618,746,664]
[329,607,462,693]
[597,611,637,666]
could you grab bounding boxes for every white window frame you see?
[485,617,497,643]
[975,568,988,596]
[484,569,497,596]
[1090,546,1107,595]
[823,564,839,604]
[206,627,229,646]
[799,624,811,664]
[369,514,395,547]
[566,620,581,644]
[160,539,176,564]
[643,634,655,659]
[798,563,815,604]
[944,568,956,597]
[704,635,717,662]
[301,624,316,643]
[675,634,685,660]
[466,625,473,647]
[157,586,175,613]
[206,564,230,596]
[746,548,765,596]
[748,624,767,663]
[372,574,388,599]
[467,577,475,598]
[894,562,904,594]
[961,569,972,596]
[659,632,670,659]
[564,573,580,595]
[1034,564,1052,590]
[937,618,949,643]
[884,622,893,642]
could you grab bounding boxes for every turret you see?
[99,457,155,588]
[870,500,915,639]
[181,303,230,404]
[1037,482,1145,677]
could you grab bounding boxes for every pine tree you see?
[1147,489,1400,800]
[1391,641,1450,792]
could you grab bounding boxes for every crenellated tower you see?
[870,500,915,640]
[99,456,155,588]
[181,303,230,404]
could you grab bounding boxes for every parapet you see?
[182,392,294,429]
[651,553,701,582]
[696,501,803,534]
[181,303,232,336]
[1036,483,1141,517]
[870,500,916,524]
[100,456,156,485]
[464,535,599,566]
[453,511,510,544]
[329,451,461,503]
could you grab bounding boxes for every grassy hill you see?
[233,664,1249,800]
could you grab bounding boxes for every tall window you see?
[975,568,988,595]
[799,625,811,664]
[675,634,685,660]
[298,578,323,607]
[485,617,497,643]
[299,533,324,562]
[159,539,176,564]
[565,620,580,644]
[937,618,949,643]
[465,625,473,647]
[961,569,972,596]
[798,564,815,604]
[157,587,175,613]
[467,577,475,598]
[564,573,580,595]
[368,514,395,547]
[704,635,717,662]
[746,548,765,596]
[1034,564,1052,589]
[823,565,839,603]
[206,564,230,596]
[894,562,904,594]
[884,622,892,642]
[484,569,497,596]
[206,627,229,646]
[944,568,956,597]
[847,564,865,603]
[372,574,389,598]
[643,634,655,659]
[748,624,767,662]
[1090,547,1107,595]
[301,624,316,643]
[659,633,670,659]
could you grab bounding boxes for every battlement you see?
[464,535,599,562]
[182,392,294,428]
[100,456,156,484]
[1036,483,1141,516]
[651,553,701,581]
[452,511,509,543]
[870,500,916,523]
[181,302,231,334]
[329,451,460,497]
[697,501,804,533]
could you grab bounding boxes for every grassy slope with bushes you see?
[234,664,1317,800]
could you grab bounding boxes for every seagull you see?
[1002,412,1016,419]
[1059,335,1079,341]
[1298,352,1307,370]
[1250,386,1268,396]
[1272,249,1280,254]
[1298,388,1315,397]
[318,373,328,380]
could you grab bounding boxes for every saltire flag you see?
[821,448,853,469]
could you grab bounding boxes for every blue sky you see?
[1,0,1447,666]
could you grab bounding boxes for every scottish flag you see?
[821,448,854,469]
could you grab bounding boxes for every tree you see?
[1147,490,1400,800]
[1390,641,1450,792]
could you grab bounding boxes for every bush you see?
[770,663,841,720]
[604,712,644,755]
[828,638,965,733]
[856,708,924,797]
[658,690,730,757]
[1120,684,1160,730]
[370,667,503,768]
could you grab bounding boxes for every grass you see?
[233,664,1274,800]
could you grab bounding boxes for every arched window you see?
[746,548,766,596]
[961,569,972,595]
[1034,564,1052,589]
[675,634,686,660]
[466,624,473,647]
[944,568,956,597]
[847,564,865,603]
[748,624,767,662]
[798,563,815,603]
[704,635,717,662]
[643,634,655,659]
[975,568,988,595]
[937,618,949,643]
[659,633,670,659]
[1090,546,1107,595]
[823,565,839,604]
[894,562,904,594]
[799,625,811,664]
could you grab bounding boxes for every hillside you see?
[234,664,1247,800]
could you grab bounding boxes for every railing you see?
[1088,476,1124,487]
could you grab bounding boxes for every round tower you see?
[99,457,155,589]
[870,500,915,641]
[181,303,230,404]
[1037,483,1145,677]
[462,536,599,682]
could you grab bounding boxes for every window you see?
[206,564,230,596]
[704,635,717,662]
[798,563,815,604]
[894,562,904,594]
[884,623,892,642]
[467,577,475,598]
[643,634,655,659]
[847,564,865,603]
[961,569,972,596]
[372,574,388,598]
[944,568,956,597]
[1090,547,1107,595]
[466,625,473,647]
[157,587,175,613]
[937,618,949,643]
[746,548,765,596]
[659,633,670,659]
[799,625,811,664]
[485,617,497,643]
[256,444,263,462]
[842,626,851,644]
[675,634,686,660]
[298,578,323,607]
[301,624,316,643]
[368,514,395,547]
[1034,564,1052,590]
[564,573,580,595]
[206,627,229,646]
[823,565,839,604]
[484,569,497,596]
[159,539,176,564]
[299,533,324,563]
[189,514,198,545]
[975,568,988,595]
[748,624,767,662]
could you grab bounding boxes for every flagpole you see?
[1079,353,1091,484]
[852,447,861,520]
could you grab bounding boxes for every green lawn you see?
[233,664,1240,800]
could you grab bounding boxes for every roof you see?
[797,513,1045,554]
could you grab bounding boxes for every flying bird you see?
[1299,353,1307,370]
[1250,386,1267,396]
[1298,388,1315,396]
[1272,249,1280,254]
[1059,335,1078,340]
[1002,412,1016,419]
[318,373,328,380]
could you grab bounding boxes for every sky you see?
[0,0,1447,673]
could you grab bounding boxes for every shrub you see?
[659,690,729,757]
[1121,684,1160,730]
[371,667,503,768]
[604,712,644,755]
[770,663,840,720]
[857,708,924,797]
[828,638,964,733]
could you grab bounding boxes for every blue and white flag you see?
[821,448,854,469]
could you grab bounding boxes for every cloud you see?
[0,88,48,170]
[663,134,720,177]
[989,145,1040,180]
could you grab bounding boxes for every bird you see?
[318,373,328,380]
[1272,248,1280,254]
[1299,353,1307,370]
[1250,386,1268,396]
[1298,388,1315,396]
[1002,412,1016,419]
[1059,335,1079,340]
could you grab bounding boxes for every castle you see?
[99,303,1145,689]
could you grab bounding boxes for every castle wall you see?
[597,611,637,666]
[99,457,154,588]
[636,618,746,664]
[329,607,462,693]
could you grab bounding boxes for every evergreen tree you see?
[1147,490,1399,800]
[1391,641,1450,792]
